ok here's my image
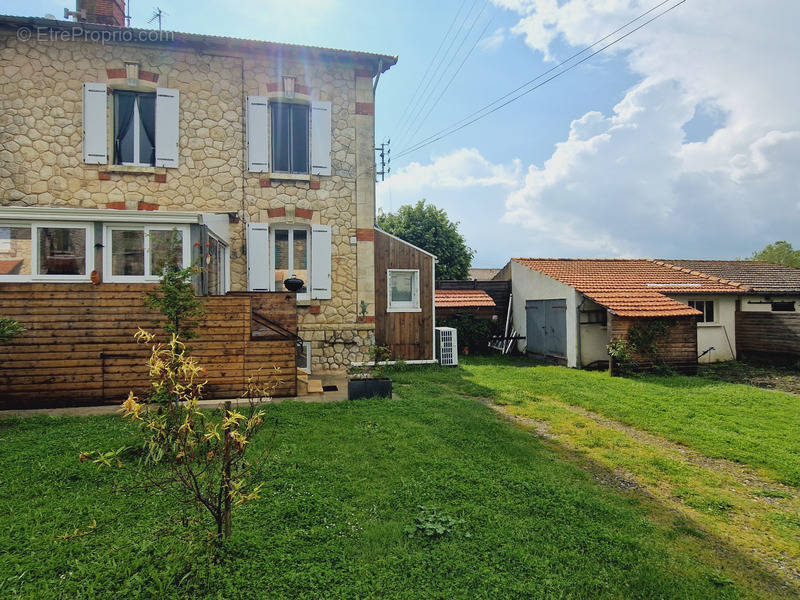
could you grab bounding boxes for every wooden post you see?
[222,400,232,538]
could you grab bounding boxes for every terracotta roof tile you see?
[512,258,748,318]
[435,289,496,309]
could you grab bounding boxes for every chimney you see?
[76,0,126,27]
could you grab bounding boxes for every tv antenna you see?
[147,7,166,31]
[375,138,390,182]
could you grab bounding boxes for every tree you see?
[377,200,474,280]
[750,241,800,268]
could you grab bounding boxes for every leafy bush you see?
[404,506,469,539]
[0,317,24,343]
[436,316,494,355]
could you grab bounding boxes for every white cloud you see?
[491,0,800,258]
[477,27,507,52]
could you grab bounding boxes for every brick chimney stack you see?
[76,0,126,27]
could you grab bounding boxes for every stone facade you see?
[0,20,395,373]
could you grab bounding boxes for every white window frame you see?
[206,232,230,296]
[103,224,191,283]
[688,299,716,324]
[387,269,421,313]
[269,101,311,175]
[0,221,94,282]
[270,225,311,300]
[116,93,156,167]
[297,341,312,374]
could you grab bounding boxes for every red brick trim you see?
[106,201,125,210]
[363,315,375,323]
[138,201,158,211]
[309,180,321,190]
[308,305,321,315]
[355,68,373,78]
[355,102,374,116]
[259,177,271,187]
[106,68,126,79]
[98,172,111,181]
[356,228,374,241]
[267,207,286,218]
[139,70,159,83]
[295,208,314,220]
[266,82,279,93]
[154,173,167,183]
[295,84,311,96]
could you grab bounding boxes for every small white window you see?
[0,223,93,281]
[297,341,312,373]
[104,225,190,282]
[688,300,715,323]
[205,234,229,296]
[387,269,421,312]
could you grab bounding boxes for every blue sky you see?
[7,1,800,268]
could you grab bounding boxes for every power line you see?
[394,0,485,147]
[392,0,470,139]
[394,0,686,160]
[404,11,494,145]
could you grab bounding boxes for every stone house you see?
[0,4,437,384]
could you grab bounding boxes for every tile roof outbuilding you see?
[435,289,496,309]
[658,260,800,293]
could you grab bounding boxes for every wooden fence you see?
[735,312,800,358]
[610,315,698,373]
[0,283,297,408]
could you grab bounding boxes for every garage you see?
[525,298,567,362]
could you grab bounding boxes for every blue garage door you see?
[525,299,567,362]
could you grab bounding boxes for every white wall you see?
[509,261,581,368]
[579,298,611,366]
[739,294,800,312]
[671,295,737,363]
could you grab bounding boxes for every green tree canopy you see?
[750,241,800,268]
[377,200,474,280]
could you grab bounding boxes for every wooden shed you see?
[373,228,435,362]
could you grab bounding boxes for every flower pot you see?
[347,377,392,400]
[283,275,304,292]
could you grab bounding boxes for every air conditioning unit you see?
[435,327,458,366]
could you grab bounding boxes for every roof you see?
[658,260,800,293]
[435,289,496,309]
[0,15,397,75]
[468,268,500,280]
[512,258,748,318]
[374,227,437,259]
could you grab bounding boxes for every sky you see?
[6,0,800,267]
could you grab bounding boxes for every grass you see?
[423,356,800,486]
[0,370,783,599]
[698,360,800,395]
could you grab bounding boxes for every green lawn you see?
[0,368,778,599]
[410,356,800,486]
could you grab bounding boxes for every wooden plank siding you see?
[374,229,434,361]
[0,283,297,408]
[610,315,698,373]
[736,312,800,357]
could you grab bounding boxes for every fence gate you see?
[525,299,567,362]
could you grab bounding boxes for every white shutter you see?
[310,101,332,176]
[246,223,271,291]
[82,82,108,164]
[247,96,269,172]
[311,224,332,299]
[155,87,179,167]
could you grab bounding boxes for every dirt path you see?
[480,396,800,590]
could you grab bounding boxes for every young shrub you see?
[0,317,24,343]
[84,329,279,541]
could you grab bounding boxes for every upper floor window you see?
[271,102,309,174]
[114,91,156,166]
[688,299,715,323]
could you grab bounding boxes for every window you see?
[0,223,92,281]
[114,91,156,166]
[297,341,311,373]
[580,309,607,325]
[771,301,796,312]
[104,225,189,282]
[688,300,715,323]
[272,226,309,298]
[271,102,309,174]
[387,269,420,312]
[205,234,228,296]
